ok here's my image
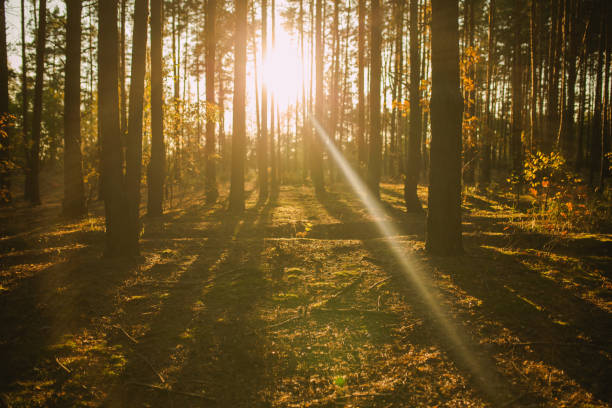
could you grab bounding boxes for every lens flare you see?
[310,116,503,399]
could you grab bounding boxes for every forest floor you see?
[1,175,611,407]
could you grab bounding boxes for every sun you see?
[261,25,304,111]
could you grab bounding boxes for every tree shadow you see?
[316,188,612,405]
[103,197,279,407]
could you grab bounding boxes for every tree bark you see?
[28,0,47,205]
[259,0,269,201]
[357,0,366,165]
[229,0,247,212]
[148,0,165,216]
[0,0,10,203]
[479,0,494,185]
[511,0,523,201]
[312,0,324,194]
[99,0,127,256]
[63,0,85,217]
[404,0,423,212]
[205,0,218,202]
[426,0,463,256]
[367,0,382,198]
[125,0,148,255]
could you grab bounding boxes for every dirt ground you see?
[1,179,611,407]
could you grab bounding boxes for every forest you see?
[0,0,611,405]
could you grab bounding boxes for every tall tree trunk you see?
[27,0,46,205]
[357,0,366,165]
[120,0,127,140]
[99,0,127,256]
[529,0,537,153]
[125,0,148,255]
[229,0,247,212]
[20,0,27,202]
[404,0,423,212]
[205,0,218,202]
[511,0,523,201]
[259,0,269,201]
[0,0,9,203]
[148,0,164,216]
[589,5,604,189]
[312,0,324,194]
[368,0,382,198]
[546,0,561,151]
[560,0,579,159]
[479,0,494,185]
[427,0,463,256]
[63,0,85,217]
[270,0,278,190]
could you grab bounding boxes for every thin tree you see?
[404,0,422,212]
[148,0,165,216]
[368,0,382,198]
[205,0,218,202]
[99,0,127,256]
[229,0,247,212]
[27,0,47,205]
[426,0,463,255]
[0,0,9,203]
[479,0,494,185]
[357,0,366,165]
[312,0,324,194]
[125,0,149,255]
[20,0,27,202]
[63,0,85,217]
[259,0,269,201]
[510,0,523,202]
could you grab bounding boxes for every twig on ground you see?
[266,315,302,330]
[114,325,138,344]
[133,351,165,383]
[368,277,391,290]
[55,357,71,374]
[125,382,215,402]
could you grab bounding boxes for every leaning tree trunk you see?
[63,0,85,217]
[125,0,149,256]
[28,0,47,205]
[205,0,218,202]
[148,0,165,216]
[368,0,382,198]
[404,0,423,212]
[0,0,10,203]
[229,0,247,212]
[99,0,127,256]
[426,0,463,256]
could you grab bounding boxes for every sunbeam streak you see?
[310,117,504,400]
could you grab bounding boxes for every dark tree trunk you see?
[99,0,127,256]
[229,0,247,212]
[148,0,164,216]
[511,0,523,200]
[205,0,218,202]
[479,0,494,185]
[20,0,27,202]
[125,0,148,256]
[259,0,269,201]
[426,0,463,256]
[357,0,366,165]
[368,0,382,198]
[404,0,423,212]
[28,0,47,205]
[0,0,9,203]
[63,0,85,217]
[312,0,324,194]
[589,5,604,189]
[120,0,127,140]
